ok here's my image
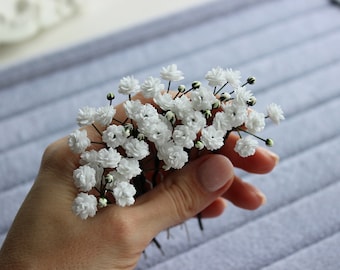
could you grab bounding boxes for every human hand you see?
[0,97,278,270]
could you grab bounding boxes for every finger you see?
[199,198,227,218]
[222,175,266,210]
[217,133,279,174]
[135,154,235,235]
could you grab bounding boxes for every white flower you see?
[172,125,197,149]
[205,66,227,87]
[113,182,136,207]
[223,102,248,129]
[73,165,96,192]
[141,76,164,98]
[200,125,225,151]
[212,111,232,133]
[267,103,285,124]
[77,106,96,126]
[68,129,91,154]
[153,92,174,111]
[117,158,142,180]
[118,75,140,95]
[190,86,218,111]
[172,95,193,120]
[72,193,97,219]
[123,137,149,160]
[102,124,127,148]
[225,68,241,89]
[124,100,143,119]
[234,86,254,105]
[245,111,265,133]
[182,110,207,133]
[234,136,258,157]
[160,64,184,81]
[139,119,172,145]
[80,150,98,166]
[97,148,121,168]
[133,103,159,124]
[95,105,116,126]
[157,141,188,170]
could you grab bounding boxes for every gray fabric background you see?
[1,0,339,269]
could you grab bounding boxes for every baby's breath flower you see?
[172,95,193,120]
[73,165,96,192]
[77,106,96,126]
[225,68,241,89]
[140,119,172,145]
[223,102,248,129]
[154,92,174,111]
[173,125,197,149]
[116,158,142,180]
[97,148,122,168]
[190,86,218,111]
[234,136,258,157]
[267,103,285,124]
[212,111,232,132]
[72,193,97,219]
[95,105,116,126]
[113,182,136,207]
[205,66,227,87]
[160,64,184,81]
[245,111,265,133]
[118,75,140,95]
[68,129,91,154]
[102,124,127,148]
[123,137,149,160]
[157,141,188,170]
[200,125,225,151]
[141,76,164,98]
[182,110,207,133]
[234,86,254,105]
[80,150,98,166]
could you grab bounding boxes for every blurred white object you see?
[0,0,84,44]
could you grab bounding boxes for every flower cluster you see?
[68,64,284,219]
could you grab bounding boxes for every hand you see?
[0,97,278,270]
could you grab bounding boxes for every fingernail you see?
[198,155,233,192]
[266,149,280,165]
[255,190,267,205]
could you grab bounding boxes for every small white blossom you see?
[68,129,91,154]
[225,68,241,89]
[157,141,188,170]
[97,147,122,168]
[117,158,142,180]
[80,150,98,166]
[182,110,207,133]
[118,75,140,95]
[267,103,285,124]
[95,105,116,126]
[234,136,258,157]
[133,103,159,124]
[77,106,96,126]
[212,111,232,133]
[190,86,218,111]
[234,86,254,105]
[172,95,193,120]
[205,66,227,87]
[160,64,184,81]
[139,119,172,145]
[141,76,164,98]
[123,137,149,160]
[153,92,174,111]
[72,193,97,219]
[172,125,197,149]
[200,125,225,151]
[223,102,248,129]
[113,182,136,207]
[102,124,127,148]
[73,165,96,192]
[245,111,265,133]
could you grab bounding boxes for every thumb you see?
[135,154,234,235]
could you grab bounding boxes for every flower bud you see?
[106,92,115,100]
[195,140,205,150]
[203,110,212,119]
[192,81,201,89]
[265,138,274,147]
[105,174,114,183]
[98,197,108,208]
[178,84,186,93]
[247,76,256,85]
[124,123,134,137]
[137,133,145,141]
[220,92,231,102]
[212,100,221,109]
[247,96,257,106]
[165,110,176,124]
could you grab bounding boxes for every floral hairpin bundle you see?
[68,64,284,220]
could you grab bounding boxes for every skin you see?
[0,95,278,270]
